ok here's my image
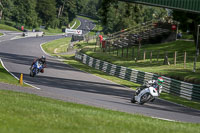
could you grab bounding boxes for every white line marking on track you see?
[151,116,177,122]
[0,58,40,90]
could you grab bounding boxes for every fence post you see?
[143,50,146,61]
[163,51,170,65]
[109,44,110,54]
[174,51,177,66]
[184,51,187,68]
[132,47,134,59]
[157,51,160,62]
[122,47,124,57]
[150,51,152,64]
[126,47,129,58]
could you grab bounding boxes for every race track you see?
[0,18,200,123]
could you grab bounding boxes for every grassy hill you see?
[0,24,20,31]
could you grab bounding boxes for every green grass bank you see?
[0,90,199,133]
[0,60,19,85]
[0,24,20,31]
[0,60,29,87]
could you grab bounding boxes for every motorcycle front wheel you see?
[30,68,36,77]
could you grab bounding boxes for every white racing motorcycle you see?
[131,85,160,105]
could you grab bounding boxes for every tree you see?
[173,11,200,72]
[173,11,200,50]
[99,1,145,33]
[76,0,100,18]
[36,0,57,28]
[56,0,77,28]
[12,0,38,27]
[1,0,14,20]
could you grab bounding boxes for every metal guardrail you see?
[75,52,200,102]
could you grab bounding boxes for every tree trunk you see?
[58,6,62,18]
[192,21,200,51]
[0,0,3,19]
[60,2,65,17]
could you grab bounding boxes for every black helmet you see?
[41,55,46,61]
[41,55,46,59]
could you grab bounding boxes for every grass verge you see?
[0,89,199,133]
[0,60,28,87]
[42,37,71,54]
[70,18,81,29]
[0,24,20,31]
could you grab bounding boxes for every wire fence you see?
[91,43,200,69]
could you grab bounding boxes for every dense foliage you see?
[98,0,167,33]
[76,0,167,33]
[173,11,200,49]
[0,0,77,29]
[0,0,167,32]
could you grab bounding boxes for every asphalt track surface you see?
[0,19,200,123]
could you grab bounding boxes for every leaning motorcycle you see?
[30,61,43,77]
[131,85,160,105]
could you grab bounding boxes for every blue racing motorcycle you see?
[30,61,44,77]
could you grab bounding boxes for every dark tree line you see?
[173,10,200,50]
[0,0,168,32]
[98,0,167,33]
[0,0,78,29]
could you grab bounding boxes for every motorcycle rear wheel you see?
[131,92,136,103]
[140,92,151,105]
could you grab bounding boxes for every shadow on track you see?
[0,52,84,72]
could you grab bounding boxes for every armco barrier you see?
[75,51,200,102]
[23,32,44,37]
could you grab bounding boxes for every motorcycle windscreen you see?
[149,87,159,97]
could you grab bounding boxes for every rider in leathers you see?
[136,77,164,101]
[30,55,46,73]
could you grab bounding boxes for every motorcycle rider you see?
[30,55,46,73]
[136,77,164,97]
